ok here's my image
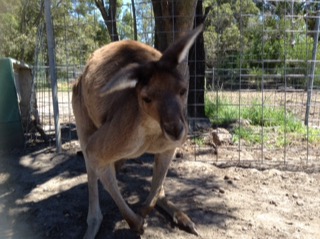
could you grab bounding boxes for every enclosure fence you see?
[28,0,320,170]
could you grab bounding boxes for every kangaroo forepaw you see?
[173,211,199,236]
[128,215,147,235]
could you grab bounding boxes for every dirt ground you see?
[1,142,320,239]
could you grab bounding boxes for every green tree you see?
[135,0,154,45]
[203,0,259,69]
[0,0,41,63]
[94,0,120,41]
[118,6,135,40]
[52,0,104,65]
[0,0,107,65]
[246,0,319,87]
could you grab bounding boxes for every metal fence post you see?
[44,0,61,152]
[305,8,320,126]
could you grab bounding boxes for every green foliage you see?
[233,127,265,144]
[205,95,239,127]
[241,101,289,127]
[204,0,320,88]
[204,0,259,68]
[134,1,154,45]
[205,95,299,128]
[52,0,107,65]
[1,0,320,89]
[205,94,320,145]
[0,0,110,65]
[118,1,154,44]
[0,0,156,65]
[193,137,205,147]
[306,128,320,144]
[0,0,38,61]
[95,22,110,44]
[119,8,135,40]
[203,25,218,67]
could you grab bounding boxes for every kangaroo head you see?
[100,24,203,141]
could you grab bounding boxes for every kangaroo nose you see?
[163,122,184,141]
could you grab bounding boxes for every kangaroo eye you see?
[143,97,152,103]
[180,89,187,96]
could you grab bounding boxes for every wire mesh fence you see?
[198,68,320,169]
[29,0,320,169]
[196,0,320,169]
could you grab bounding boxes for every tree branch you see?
[94,0,119,41]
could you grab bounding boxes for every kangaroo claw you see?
[173,211,199,236]
[128,215,147,235]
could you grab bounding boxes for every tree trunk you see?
[188,0,206,118]
[131,0,137,40]
[152,0,209,130]
[151,0,197,95]
[152,0,197,52]
[95,0,119,42]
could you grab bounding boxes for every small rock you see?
[233,176,240,181]
[226,180,233,185]
[229,119,251,131]
[212,128,232,145]
[219,188,225,194]
[269,200,278,206]
[264,155,272,160]
[224,175,230,180]
[267,169,281,176]
[296,200,304,206]
[292,193,299,199]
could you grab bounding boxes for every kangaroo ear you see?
[159,24,204,67]
[100,63,140,96]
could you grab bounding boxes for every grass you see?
[193,137,206,146]
[232,127,267,145]
[58,82,72,92]
[36,80,72,92]
[205,96,239,127]
[205,94,320,146]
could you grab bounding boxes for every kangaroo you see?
[72,24,203,238]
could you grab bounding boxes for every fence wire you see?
[31,0,320,169]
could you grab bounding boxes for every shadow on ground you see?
[0,146,233,239]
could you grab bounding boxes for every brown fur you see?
[72,25,203,238]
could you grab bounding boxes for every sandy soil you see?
[1,143,320,239]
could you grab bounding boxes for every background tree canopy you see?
[1,0,319,87]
